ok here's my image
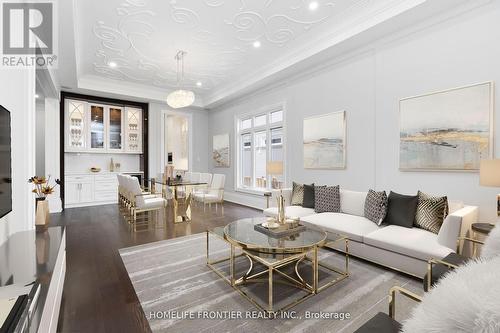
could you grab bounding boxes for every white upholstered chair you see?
[125,176,166,230]
[194,174,225,213]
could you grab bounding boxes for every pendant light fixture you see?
[167,50,195,109]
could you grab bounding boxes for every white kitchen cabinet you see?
[64,173,122,208]
[65,100,140,154]
[125,107,142,153]
[65,175,94,205]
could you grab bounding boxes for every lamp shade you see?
[267,161,283,175]
[480,159,500,187]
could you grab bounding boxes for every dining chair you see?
[194,174,225,213]
[128,177,166,231]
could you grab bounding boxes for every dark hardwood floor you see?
[51,201,262,333]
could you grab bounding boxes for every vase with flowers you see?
[28,176,60,226]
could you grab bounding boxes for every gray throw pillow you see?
[414,191,448,234]
[364,189,388,225]
[291,182,304,206]
[314,185,340,213]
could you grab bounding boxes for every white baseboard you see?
[223,190,266,211]
[64,200,117,209]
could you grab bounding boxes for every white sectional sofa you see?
[264,189,478,278]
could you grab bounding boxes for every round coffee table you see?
[214,217,348,313]
[224,217,327,254]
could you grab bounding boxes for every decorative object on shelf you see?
[479,159,500,218]
[303,111,346,169]
[166,50,195,109]
[212,133,230,167]
[114,162,121,171]
[90,167,101,173]
[109,158,114,172]
[28,176,60,226]
[400,82,493,171]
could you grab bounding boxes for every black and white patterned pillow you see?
[364,189,388,225]
[291,182,304,206]
[314,186,340,213]
[414,191,449,234]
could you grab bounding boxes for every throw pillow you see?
[414,191,449,234]
[302,183,316,208]
[384,191,419,228]
[314,185,340,213]
[364,189,388,225]
[291,182,304,206]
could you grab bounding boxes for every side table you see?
[471,223,495,257]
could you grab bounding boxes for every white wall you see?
[0,67,36,245]
[64,153,140,173]
[208,1,500,220]
[149,102,209,178]
[36,101,46,176]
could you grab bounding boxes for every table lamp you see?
[266,161,284,226]
[479,159,500,223]
[266,161,283,190]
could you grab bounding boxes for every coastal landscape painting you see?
[304,111,346,169]
[213,133,230,167]
[400,82,493,171]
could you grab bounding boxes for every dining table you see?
[148,177,208,223]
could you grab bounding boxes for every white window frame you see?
[235,102,286,195]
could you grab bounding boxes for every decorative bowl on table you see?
[90,167,101,173]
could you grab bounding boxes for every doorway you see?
[161,111,192,172]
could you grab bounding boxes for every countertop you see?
[0,227,65,332]
[65,171,144,175]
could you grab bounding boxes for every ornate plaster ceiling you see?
[67,0,471,107]
[75,0,394,97]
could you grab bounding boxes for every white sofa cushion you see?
[364,225,453,261]
[340,190,367,216]
[263,206,315,219]
[301,213,381,242]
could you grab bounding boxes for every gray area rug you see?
[120,233,422,333]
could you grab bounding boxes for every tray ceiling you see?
[64,0,471,107]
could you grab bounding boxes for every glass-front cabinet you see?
[65,99,142,153]
[125,107,142,153]
[89,104,105,150]
[67,100,87,149]
[108,107,123,150]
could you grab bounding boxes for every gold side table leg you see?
[313,246,318,293]
[230,245,235,286]
[268,266,273,313]
[345,239,349,274]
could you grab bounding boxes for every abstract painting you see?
[213,133,230,167]
[304,111,346,169]
[400,82,493,171]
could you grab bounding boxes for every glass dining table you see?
[147,177,208,223]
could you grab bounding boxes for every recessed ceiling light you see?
[108,61,117,68]
[35,94,39,99]
[196,81,202,87]
[308,1,319,11]
[253,40,261,48]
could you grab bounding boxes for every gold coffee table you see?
[206,217,349,314]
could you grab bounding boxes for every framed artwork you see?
[399,82,494,171]
[213,133,230,167]
[303,111,346,169]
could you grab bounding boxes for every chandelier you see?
[167,50,195,109]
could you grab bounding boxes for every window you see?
[236,106,285,192]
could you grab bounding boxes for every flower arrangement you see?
[28,176,61,198]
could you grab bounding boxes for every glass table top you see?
[223,217,327,253]
[147,178,207,186]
